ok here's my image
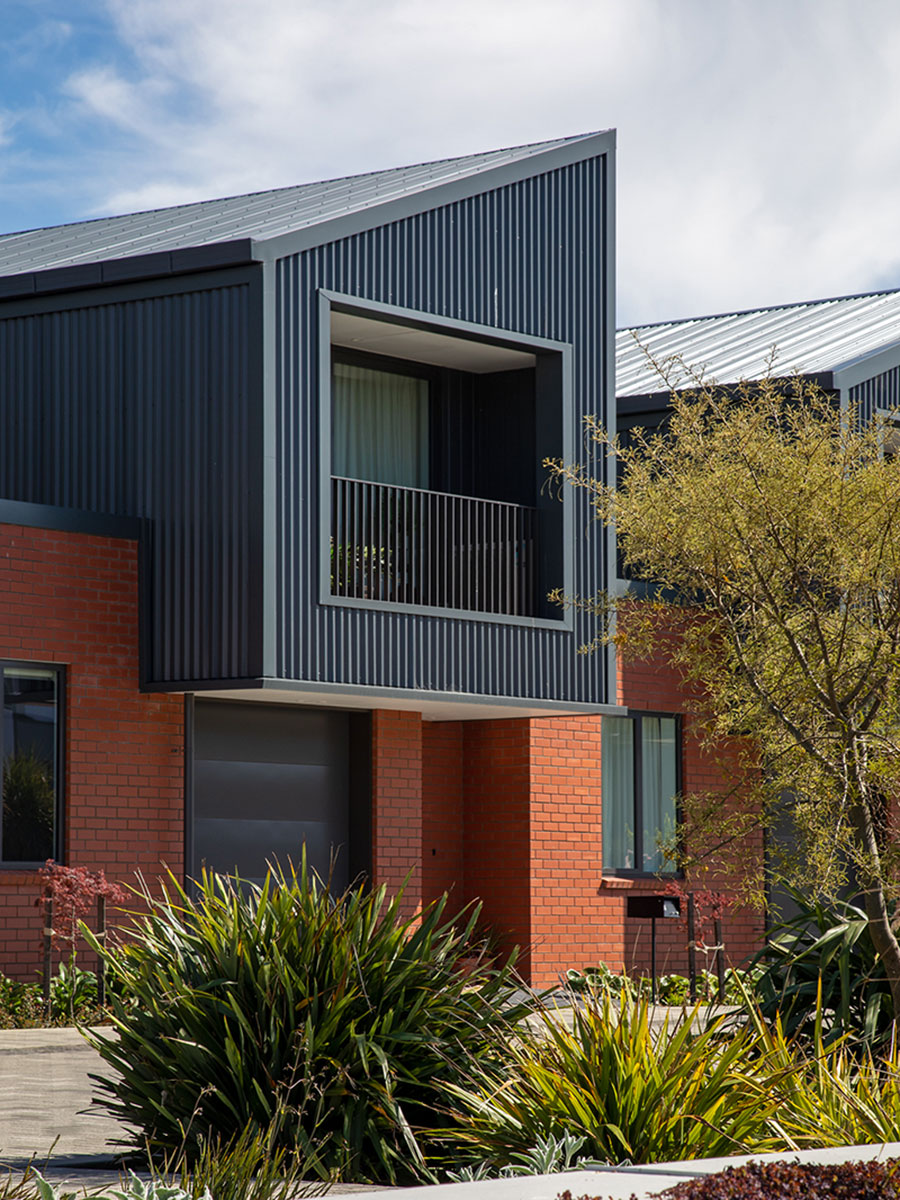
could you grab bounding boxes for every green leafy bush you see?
[441,989,785,1168]
[146,1123,320,1200]
[752,890,893,1047]
[740,1001,900,1149]
[565,963,758,1005]
[447,1131,603,1181]
[0,966,104,1028]
[85,864,524,1184]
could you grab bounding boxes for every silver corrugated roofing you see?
[0,133,601,278]
[617,289,900,396]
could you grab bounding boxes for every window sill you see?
[0,868,45,885]
[600,873,679,889]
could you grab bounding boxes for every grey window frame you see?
[602,709,681,879]
[317,288,575,630]
[0,660,64,868]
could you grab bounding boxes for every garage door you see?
[191,701,370,892]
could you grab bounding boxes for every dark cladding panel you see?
[274,154,610,704]
[0,275,263,683]
[850,367,900,424]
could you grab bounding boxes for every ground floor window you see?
[602,712,678,874]
[1,662,61,865]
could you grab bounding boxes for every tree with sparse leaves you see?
[546,367,900,1013]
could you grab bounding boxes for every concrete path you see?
[0,1025,132,1180]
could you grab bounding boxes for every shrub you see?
[440,988,785,1168]
[752,890,893,1047]
[565,963,759,1006]
[0,967,104,1028]
[740,1001,900,1149]
[85,864,524,1184]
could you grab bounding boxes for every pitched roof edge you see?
[619,284,900,335]
[250,130,615,262]
[0,131,614,303]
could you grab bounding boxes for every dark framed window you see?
[602,711,679,874]
[0,662,62,866]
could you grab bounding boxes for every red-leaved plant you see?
[662,880,730,950]
[35,861,130,1015]
[37,860,129,952]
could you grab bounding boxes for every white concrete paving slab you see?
[0,1026,131,1165]
[351,1143,900,1200]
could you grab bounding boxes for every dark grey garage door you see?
[191,701,370,891]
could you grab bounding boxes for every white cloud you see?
[10,0,900,322]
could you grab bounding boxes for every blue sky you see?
[2,0,900,325]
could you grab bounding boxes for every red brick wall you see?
[529,716,603,986]
[461,719,533,975]
[370,709,423,914]
[360,649,764,986]
[0,522,185,979]
[421,721,464,908]
[373,694,762,988]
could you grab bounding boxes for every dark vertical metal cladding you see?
[275,156,610,703]
[0,275,263,683]
[850,368,900,424]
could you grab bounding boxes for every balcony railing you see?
[331,476,537,617]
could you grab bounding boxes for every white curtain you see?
[641,716,677,871]
[332,362,429,489]
[602,716,635,870]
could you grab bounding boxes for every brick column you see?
[462,719,532,976]
[529,716,606,987]
[370,709,423,915]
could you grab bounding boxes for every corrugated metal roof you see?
[617,289,900,396]
[0,134,599,278]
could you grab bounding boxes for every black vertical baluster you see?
[338,479,345,596]
[415,484,422,604]
[352,481,359,597]
[478,502,483,612]
[385,485,392,602]
[519,505,526,614]
[529,508,536,615]
[451,496,458,609]
[403,484,410,604]
[488,502,495,613]
[375,483,382,601]
[441,494,447,608]
[504,503,511,613]
[335,479,343,595]
[465,497,472,611]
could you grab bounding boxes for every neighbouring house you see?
[617,287,900,932]
[10,135,887,987]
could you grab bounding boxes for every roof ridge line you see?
[619,285,900,334]
[0,132,602,244]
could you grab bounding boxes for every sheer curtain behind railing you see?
[332,362,429,488]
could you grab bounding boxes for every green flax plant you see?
[84,862,524,1185]
[752,889,893,1048]
[439,986,785,1170]
[740,994,900,1149]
